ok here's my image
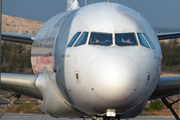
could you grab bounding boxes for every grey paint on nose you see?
[88,54,141,104]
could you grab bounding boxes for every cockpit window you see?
[115,33,138,46]
[143,33,155,49]
[67,32,81,47]
[74,32,88,47]
[89,32,112,46]
[137,33,150,48]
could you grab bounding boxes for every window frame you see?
[142,33,155,49]
[114,32,139,47]
[67,32,82,47]
[137,33,151,49]
[74,32,89,47]
[88,31,113,46]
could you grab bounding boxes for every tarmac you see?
[0,114,177,120]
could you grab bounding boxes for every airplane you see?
[1,0,180,119]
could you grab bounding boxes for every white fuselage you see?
[31,2,161,118]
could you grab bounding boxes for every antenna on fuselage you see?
[108,0,110,6]
[85,0,87,6]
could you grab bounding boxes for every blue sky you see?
[2,0,180,28]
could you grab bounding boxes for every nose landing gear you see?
[92,115,121,120]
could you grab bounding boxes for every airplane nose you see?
[88,54,141,105]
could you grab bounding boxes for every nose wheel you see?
[92,115,121,120]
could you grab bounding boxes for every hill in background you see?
[2,14,44,35]
[2,14,180,36]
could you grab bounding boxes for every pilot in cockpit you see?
[122,35,131,43]
[96,39,100,43]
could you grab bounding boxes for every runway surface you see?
[1,114,177,120]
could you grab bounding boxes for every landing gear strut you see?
[0,94,21,118]
[161,97,180,120]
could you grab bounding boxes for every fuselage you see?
[31,2,161,118]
